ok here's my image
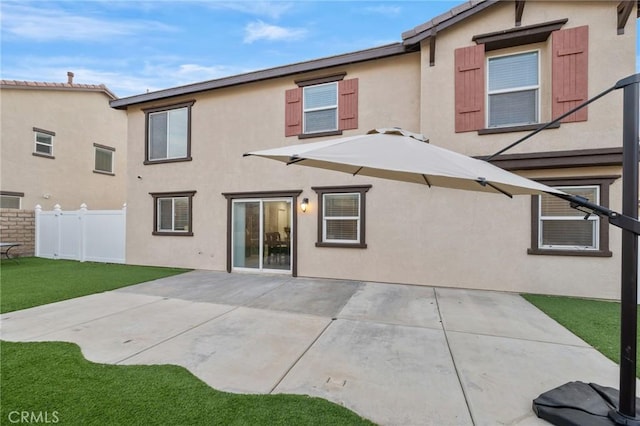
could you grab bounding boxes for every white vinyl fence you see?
[35,204,126,263]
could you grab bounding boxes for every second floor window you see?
[285,76,358,137]
[487,51,539,128]
[303,82,338,134]
[144,101,194,163]
[34,128,54,157]
[94,143,115,174]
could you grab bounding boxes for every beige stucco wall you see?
[125,53,421,270]
[1,88,128,210]
[124,1,635,300]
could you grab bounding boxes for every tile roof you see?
[0,79,117,100]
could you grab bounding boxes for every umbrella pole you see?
[531,74,640,425]
[610,71,640,424]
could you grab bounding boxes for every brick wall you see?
[0,208,35,257]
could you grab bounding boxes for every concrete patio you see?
[0,270,633,425]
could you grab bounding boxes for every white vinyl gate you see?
[35,204,126,263]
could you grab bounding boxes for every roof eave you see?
[110,43,411,110]
[0,82,118,100]
[402,0,499,46]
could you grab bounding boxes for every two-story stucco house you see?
[111,0,637,300]
[1,73,127,211]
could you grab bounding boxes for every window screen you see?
[539,186,599,250]
[323,193,360,242]
[158,197,190,232]
[488,51,539,127]
[148,107,189,161]
[35,132,53,155]
[95,147,113,173]
[0,195,21,209]
[304,82,338,133]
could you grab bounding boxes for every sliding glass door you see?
[232,198,292,272]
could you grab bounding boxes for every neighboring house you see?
[111,1,637,299]
[1,73,127,211]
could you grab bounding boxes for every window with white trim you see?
[323,193,360,243]
[94,144,114,174]
[303,82,338,134]
[312,185,370,248]
[539,186,599,250]
[487,51,539,127]
[34,129,54,156]
[150,191,196,236]
[0,192,22,209]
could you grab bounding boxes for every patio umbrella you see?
[244,127,565,197]
[244,106,640,425]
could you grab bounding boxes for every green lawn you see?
[0,257,189,313]
[523,294,640,377]
[1,341,373,425]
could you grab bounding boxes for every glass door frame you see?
[223,190,302,276]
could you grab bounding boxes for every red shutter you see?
[552,26,588,123]
[454,45,485,133]
[339,78,358,130]
[285,87,302,136]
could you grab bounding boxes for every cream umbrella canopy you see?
[244,128,565,197]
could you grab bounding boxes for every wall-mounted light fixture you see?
[300,198,309,213]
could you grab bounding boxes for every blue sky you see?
[1,1,638,99]
[0,1,458,98]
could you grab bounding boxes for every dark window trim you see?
[472,18,568,51]
[478,122,560,136]
[32,152,55,159]
[312,185,371,249]
[528,176,619,257]
[93,143,115,152]
[149,190,196,236]
[481,147,623,171]
[222,190,303,277]
[94,143,115,174]
[298,130,343,140]
[33,128,54,157]
[33,127,55,136]
[0,191,24,197]
[295,72,346,87]
[143,100,195,165]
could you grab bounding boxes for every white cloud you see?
[1,3,175,42]
[243,20,307,43]
[204,1,295,19]
[0,55,250,98]
[364,5,402,16]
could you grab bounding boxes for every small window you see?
[144,101,194,163]
[529,178,615,257]
[303,82,338,134]
[487,51,539,127]
[323,193,360,243]
[312,185,371,248]
[33,128,55,157]
[94,144,115,174]
[539,186,599,250]
[150,191,196,236]
[0,192,23,209]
